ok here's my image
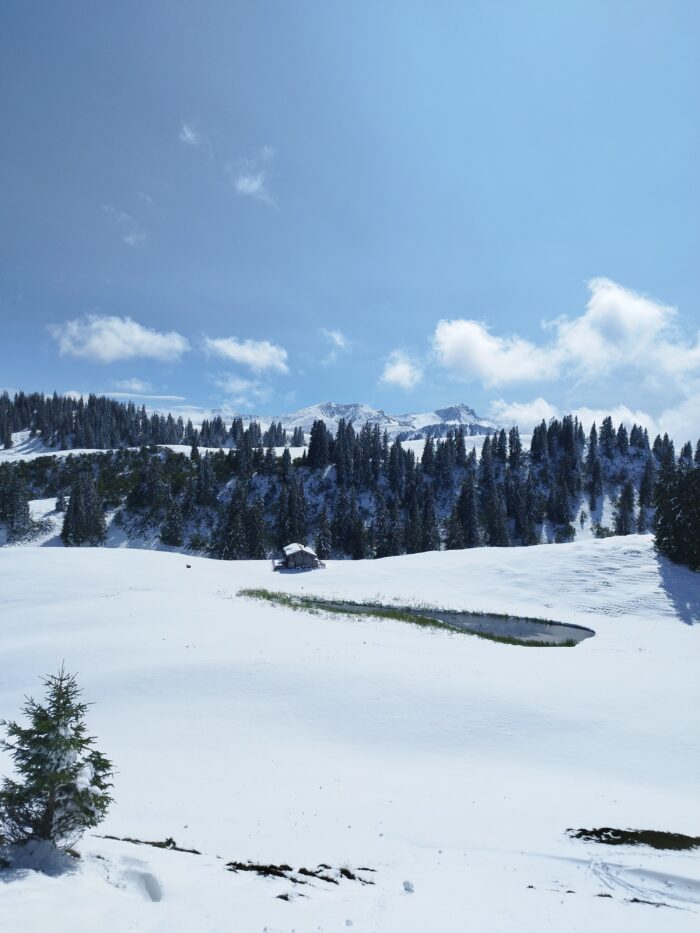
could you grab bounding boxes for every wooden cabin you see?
[274,542,324,570]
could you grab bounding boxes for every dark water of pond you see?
[325,602,595,645]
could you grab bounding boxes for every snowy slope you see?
[0,537,698,932]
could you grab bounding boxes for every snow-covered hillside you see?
[1,537,698,932]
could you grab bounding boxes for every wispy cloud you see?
[178,121,204,148]
[102,205,147,248]
[48,314,190,364]
[319,327,352,365]
[227,146,277,206]
[113,377,152,393]
[202,335,289,373]
[108,392,187,401]
[213,373,272,409]
[380,350,423,390]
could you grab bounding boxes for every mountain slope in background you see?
[275,401,495,439]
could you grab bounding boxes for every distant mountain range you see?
[271,401,496,440]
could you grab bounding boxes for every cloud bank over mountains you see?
[44,277,700,441]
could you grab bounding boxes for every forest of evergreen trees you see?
[0,391,298,451]
[1,392,698,569]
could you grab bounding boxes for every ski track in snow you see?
[0,537,698,932]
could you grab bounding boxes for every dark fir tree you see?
[5,473,32,543]
[245,498,268,560]
[614,479,635,536]
[61,473,106,546]
[160,499,185,547]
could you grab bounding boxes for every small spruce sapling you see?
[0,667,113,852]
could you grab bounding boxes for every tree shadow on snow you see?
[656,553,700,625]
[0,841,79,881]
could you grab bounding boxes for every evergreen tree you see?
[370,498,390,558]
[639,455,656,507]
[614,479,635,535]
[280,447,293,484]
[245,498,268,560]
[456,477,480,548]
[655,460,700,569]
[160,499,184,547]
[403,499,423,554]
[281,476,308,544]
[0,668,113,849]
[55,493,66,513]
[478,439,510,546]
[421,488,440,551]
[61,473,106,546]
[6,473,32,543]
[307,420,330,470]
[637,504,649,533]
[599,416,616,459]
[616,424,629,456]
[421,437,436,475]
[346,496,367,560]
[315,509,332,561]
[508,426,523,471]
[444,506,465,550]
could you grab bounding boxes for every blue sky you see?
[1,1,699,437]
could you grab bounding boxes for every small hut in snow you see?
[274,543,324,570]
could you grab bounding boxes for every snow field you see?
[0,536,698,932]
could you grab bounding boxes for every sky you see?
[1,1,699,439]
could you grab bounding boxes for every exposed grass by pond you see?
[238,588,579,648]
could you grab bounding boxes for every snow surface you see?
[1,536,698,931]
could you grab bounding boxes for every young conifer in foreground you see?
[0,668,113,851]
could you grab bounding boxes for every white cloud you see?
[380,351,423,390]
[488,397,561,431]
[202,335,289,374]
[103,205,147,248]
[434,319,558,387]
[487,394,700,444]
[227,146,276,206]
[433,278,700,389]
[113,378,152,393]
[657,392,700,443]
[178,122,203,148]
[48,315,190,363]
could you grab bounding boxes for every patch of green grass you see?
[238,588,576,648]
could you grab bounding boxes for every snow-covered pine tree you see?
[0,668,113,851]
[315,508,332,560]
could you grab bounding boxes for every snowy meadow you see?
[1,537,698,932]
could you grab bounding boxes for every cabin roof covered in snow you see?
[283,542,317,557]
